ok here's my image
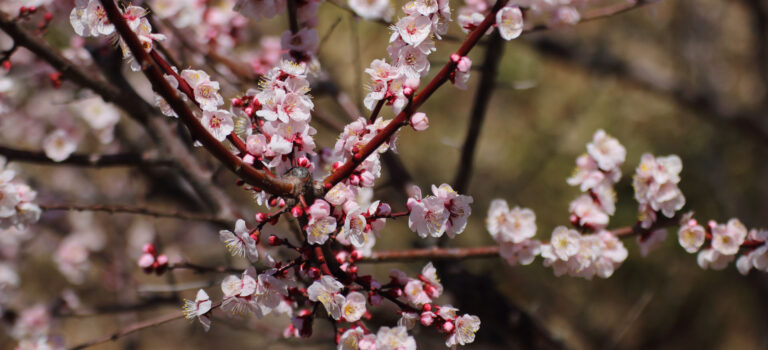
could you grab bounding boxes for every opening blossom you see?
[219,219,259,261]
[183,289,212,331]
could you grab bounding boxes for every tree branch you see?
[40,203,230,226]
[68,302,221,350]
[323,0,510,187]
[0,146,173,168]
[99,0,303,197]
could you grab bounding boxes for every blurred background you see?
[1,0,768,349]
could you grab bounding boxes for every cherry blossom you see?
[496,6,523,40]
[182,289,212,331]
[375,326,416,350]
[219,219,259,261]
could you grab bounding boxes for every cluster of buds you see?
[137,243,168,275]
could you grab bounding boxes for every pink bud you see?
[242,154,255,165]
[268,235,282,246]
[420,312,435,326]
[336,251,349,264]
[308,267,322,280]
[297,156,311,168]
[457,56,472,73]
[450,53,461,63]
[255,212,268,222]
[377,203,392,216]
[350,250,363,262]
[410,112,429,131]
[142,243,156,255]
[137,254,155,269]
[402,87,414,97]
[244,106,255,116]
[155,254,169,266]
[442,321,454,333]
[231,98,243,107]
[349,174,361,186]
[291,205,304,217]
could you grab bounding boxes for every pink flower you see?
[496,6,523,40]
[201,110,235,141]
[410,112,429,131]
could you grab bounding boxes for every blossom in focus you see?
[182,289,212,331]
[219,219,259,261]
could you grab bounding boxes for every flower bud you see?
[410,112,429,131]
[268,235,282,246]
[255,212,267,222]
[442,320,454,333]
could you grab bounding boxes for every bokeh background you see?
[2,0,768,349]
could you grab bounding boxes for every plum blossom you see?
[711,218,748,256]
[308,276,345,319]
[410,112,429,131]
[446,314,480,347]
[697,248,735,270]
[540,227,628,279]
[486,199,536,244]
[43,129,77,162]
[678,219,706,253]
[341,292,367,322]
[349,0,394,20]
[181,70,224,111]
[306,200,337,245]
[219,219,259,261]
[182,289,212,331]
[586,129,626,172]
[496,6,523,40]
[633,154,686,227]
[500,239,541,266]
[375,326,416,350]
[408,184,473,239]
[201,110,235,142]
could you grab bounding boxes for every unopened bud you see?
[268,235,282,246]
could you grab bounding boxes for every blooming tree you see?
[0,0,766,349]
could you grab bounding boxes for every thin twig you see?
[68,302,221,350]
[40,204,230,226]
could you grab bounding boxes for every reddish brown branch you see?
[100,0,300,197]
[40,203,230,226]
[323,0,510,187]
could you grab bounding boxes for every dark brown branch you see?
[0,146,173,167]
[452,31,504,194]
[40,203,230,226]
[167,262,243,273]
[100,0,302,197]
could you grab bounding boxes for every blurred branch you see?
[742,0,768,103]
[68,302,221,350]
[167,262,243,273]
[40,203,230,226]
[453,31,505,194]
[526,37,768,147]
[0,10,246,220]
[0,146,173,168]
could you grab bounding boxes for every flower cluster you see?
[486,200,540,266]
[0,157,40,230]
[331,117,392,187]
[71,1,166,71]
[308,275,367,322]
[675,217,768,275]
[407,184,473,239]
[540,227,628,279]
[567,129,625,231]
[226,61,315,176]
[220,266,291,319]
[632,153,686,255]
[362,0,452,113]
